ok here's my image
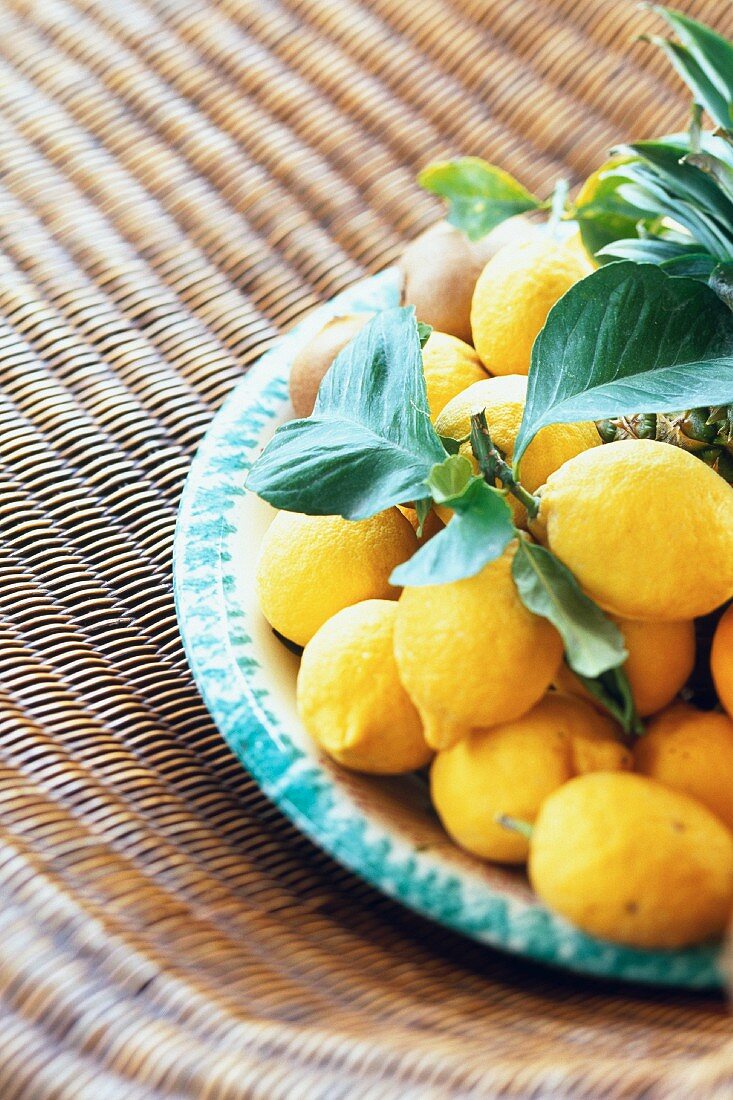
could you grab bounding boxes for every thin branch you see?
[470,410,541,519]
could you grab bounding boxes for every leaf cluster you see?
[573,9,733,287]
[417,157,543,240]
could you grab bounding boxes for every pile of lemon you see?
[256,218,733,951]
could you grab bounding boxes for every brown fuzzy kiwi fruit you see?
[289,313,371,418]
[399,216,539,344]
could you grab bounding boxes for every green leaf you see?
[612,163,733,257]
[511,541,627,678]
[438,434,461,455]
[571,666,644,738]
[710,263,733,310]
[247,307,446,518]
[417,321,433,348]
[661,253,718,279]
[647,35,732,131]
[247,419,430,518]
[597,237,717,278]
[414,498,432,537]
[630,139,733,222]
[426,454,474,502]
[574,159,651,258]
[604,138,733,258]
[596,236,706,265]
[514,262,733,462]
[391,478,514,586]
[654,7,733,127]
[684,152,733,206]
[418,157,541,241]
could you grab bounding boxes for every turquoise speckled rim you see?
[173,267,724,990]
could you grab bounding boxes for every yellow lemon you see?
[420,331,487,420]
[393,542,564,750]
[255,508,417,647]
[635,703,733,831]
[563,228,597,269]
[434,375,525,467]
[711,603,733,718]
[431,693,630,863]
[556,617,695,718]
[529,772,733,948]
[471,236,593,375]
[554,693,633,776]
[297,600,432,774]
[435,375,600,525]
[535,439,733,621]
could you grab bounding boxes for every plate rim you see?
[173,268,724,991]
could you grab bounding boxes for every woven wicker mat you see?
[2,1,733,1096]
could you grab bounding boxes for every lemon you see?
[420,331,487,420]
[556,617,695,717]
[556,693,633,776]
[711,603,733,719]
[471,236,593,375]
[563,229,597,269]
[529,772,733,948]
[434,374,527,463]
[255,508,417,647]
[435,375,600,525]
[431,710,568,865]
[635,703,733,831]
[393,542,563,750]
[297,600,432,774]
[431,693,630,863]
[535,438,733,621]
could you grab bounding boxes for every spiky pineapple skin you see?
[596,409,733,484]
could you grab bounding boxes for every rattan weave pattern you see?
[1,1,733,1096]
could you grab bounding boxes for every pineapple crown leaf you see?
[580,9,733,274]
[651,7,733,129]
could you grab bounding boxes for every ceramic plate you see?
[174,268,724,990]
